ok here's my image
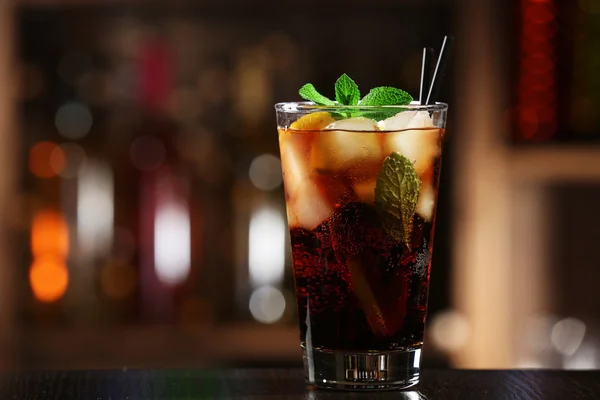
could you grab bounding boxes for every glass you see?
[275,102,448,390]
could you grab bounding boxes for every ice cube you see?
[280,132,332,230]
[407,111,435,128]
[326,117,380,131]
[382,128,441,177]
[310,118,382,172]
[289,185,333,230]
[378,111,418,131]
[279,132,309,191]
[416,181,437,221]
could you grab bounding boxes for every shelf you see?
[16,324,300,369]
[511,146,600,184]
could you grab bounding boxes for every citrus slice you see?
[290,112,335,130]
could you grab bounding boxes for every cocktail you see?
[276,41,451,391]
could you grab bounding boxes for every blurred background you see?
[0,0,598,371]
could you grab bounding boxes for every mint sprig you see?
[299,83,336,106]
[360,87,412,107]
[375,152,421,247]
[298,75,413,120]
[335,73,360,106]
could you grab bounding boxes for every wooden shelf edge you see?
[13,324,301,369]
[511,146,600,183]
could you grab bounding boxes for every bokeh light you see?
[30,211,70,302]
[31,210,69,258]
[249,285,286,324]
[551,318,587,356]
[248,206,285,288]
[429,310,471,353]
[78,160,114,258]
[248,153,282,191]
[29,256,69,303]
[130,135,166,171]
[29,141,64,178]
[154,199,191,286]
[55,102,94,140]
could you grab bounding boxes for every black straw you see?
[426,36,455,105]
[419,48,434,105]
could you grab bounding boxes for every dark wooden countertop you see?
[1,368,599,399]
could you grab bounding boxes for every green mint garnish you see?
[334,73,360,106]
[297,75,413,120]
[375,152,421,247]
[299,83,335,106]
[360,87,413,107]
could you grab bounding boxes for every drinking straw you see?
[426,36,455,105]
[419,47,434,106]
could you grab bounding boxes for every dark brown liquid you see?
[291,202,433,352]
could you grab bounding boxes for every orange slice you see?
[290,112,335,130]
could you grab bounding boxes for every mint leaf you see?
[360,87,413,107]
[375,152,421,247]
[299,83,335,106]
[334,74,360,106]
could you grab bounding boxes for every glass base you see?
[302,345,421,390]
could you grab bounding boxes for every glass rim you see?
[274,101,448,113]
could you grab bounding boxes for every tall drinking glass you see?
[276,102,448,390]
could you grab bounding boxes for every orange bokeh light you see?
[29,256,69,303]
[29,141,64,178]
[31,210,69,258]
